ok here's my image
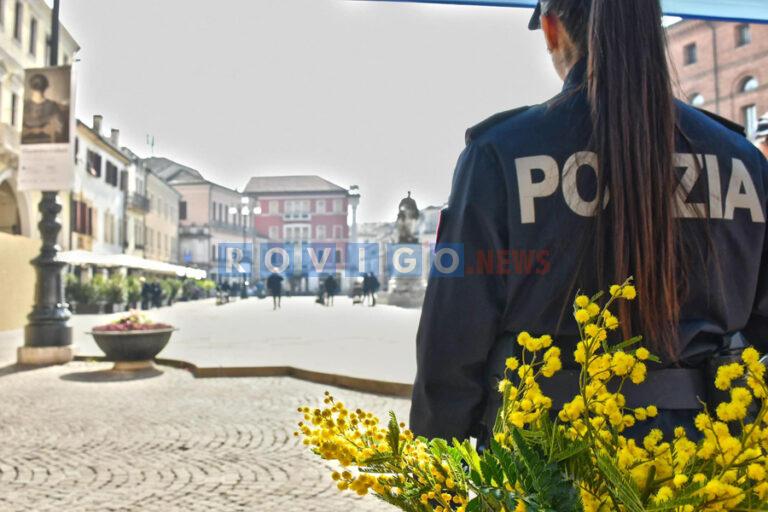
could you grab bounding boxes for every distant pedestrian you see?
[324,274,338,307]
[267,272,284,310]
[222,281,231,303]
[140,279,151,310]
[315,282,326,306]
[151,282,162,308]
[368,273,380,307]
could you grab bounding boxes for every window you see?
[333,225,344,239]
[269,200,279,214]
[12,1,21,41]
[74,137,79,163]
[736,24,751,47]
[316,200,326,214]
[743,104,758,140]
[316,225,326,240]
[28,17,36,55]
[269,226,279,240]
[212,201,217,221]
[689,93,705,108]
[147,228,153,249]
[333,199,343,213]
[72,200,93,235]
[285,200,310,214]
[119,170,128,191]
[105,161,118,187]
[10,92,17,127]
[87,150,102,177]
[683,43,697,65]
[740,76,759,93]
[179,201,187,220]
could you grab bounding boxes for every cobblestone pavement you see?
[0,362,411,511]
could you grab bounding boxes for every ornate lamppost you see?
[18,0,73,365]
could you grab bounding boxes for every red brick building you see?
[666,20,768,139]
[244,175,359,292]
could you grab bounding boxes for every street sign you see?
[18,65,75,191]
[358,0,768,24]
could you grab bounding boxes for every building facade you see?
[0,0,79,239]
[244,175,358,293]
[120,145,149,258]
[144,156,261,281]
[667,20,768,139]
[68,116,129,255]
[144,170,180,263]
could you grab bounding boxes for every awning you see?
[59,250,207,280]
[359,1,768,24]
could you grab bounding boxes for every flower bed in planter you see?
[89,313,176,371]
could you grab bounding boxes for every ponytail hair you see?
[551,0,681,358]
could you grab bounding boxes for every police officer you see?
[410,0,768,442]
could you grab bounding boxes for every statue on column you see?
[395,191,420,244]
[386,192,425,308]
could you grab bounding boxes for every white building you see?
[0,0,79,238]
[69,116,128,255]
[120,146,149,258]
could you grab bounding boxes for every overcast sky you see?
[57,0,562,222]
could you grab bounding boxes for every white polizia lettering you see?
[514,153,764,224]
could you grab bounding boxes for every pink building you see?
[243,175,360,292]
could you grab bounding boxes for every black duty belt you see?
[538,368,707,411]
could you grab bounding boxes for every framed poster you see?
[17,65,76,192]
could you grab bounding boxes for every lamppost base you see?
[17,345,74,366]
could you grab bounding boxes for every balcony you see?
[127,192,150,212]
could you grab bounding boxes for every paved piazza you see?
[0,297,421,384]
[0,361,411,511]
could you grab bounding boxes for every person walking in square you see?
[324,274,338,307]
[267,272,284,310]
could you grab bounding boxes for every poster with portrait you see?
[18,65,76,191]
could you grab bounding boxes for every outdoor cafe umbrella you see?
[359,0,768,23]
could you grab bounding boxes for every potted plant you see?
[126,275,142,309]
[199,279,216,298]
[65,274,104,314]
[161,278,182,306]
[89,312,176,371]
[103,274,128,314]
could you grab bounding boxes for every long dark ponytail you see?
[551,0,681,358]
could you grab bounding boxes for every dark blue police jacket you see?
[409,59,768,441]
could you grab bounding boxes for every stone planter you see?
[88,328,176,370]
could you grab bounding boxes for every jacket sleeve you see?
[409,142,508,440]
[745,155,768,352]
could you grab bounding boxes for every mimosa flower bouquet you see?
[297,281,768,511]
